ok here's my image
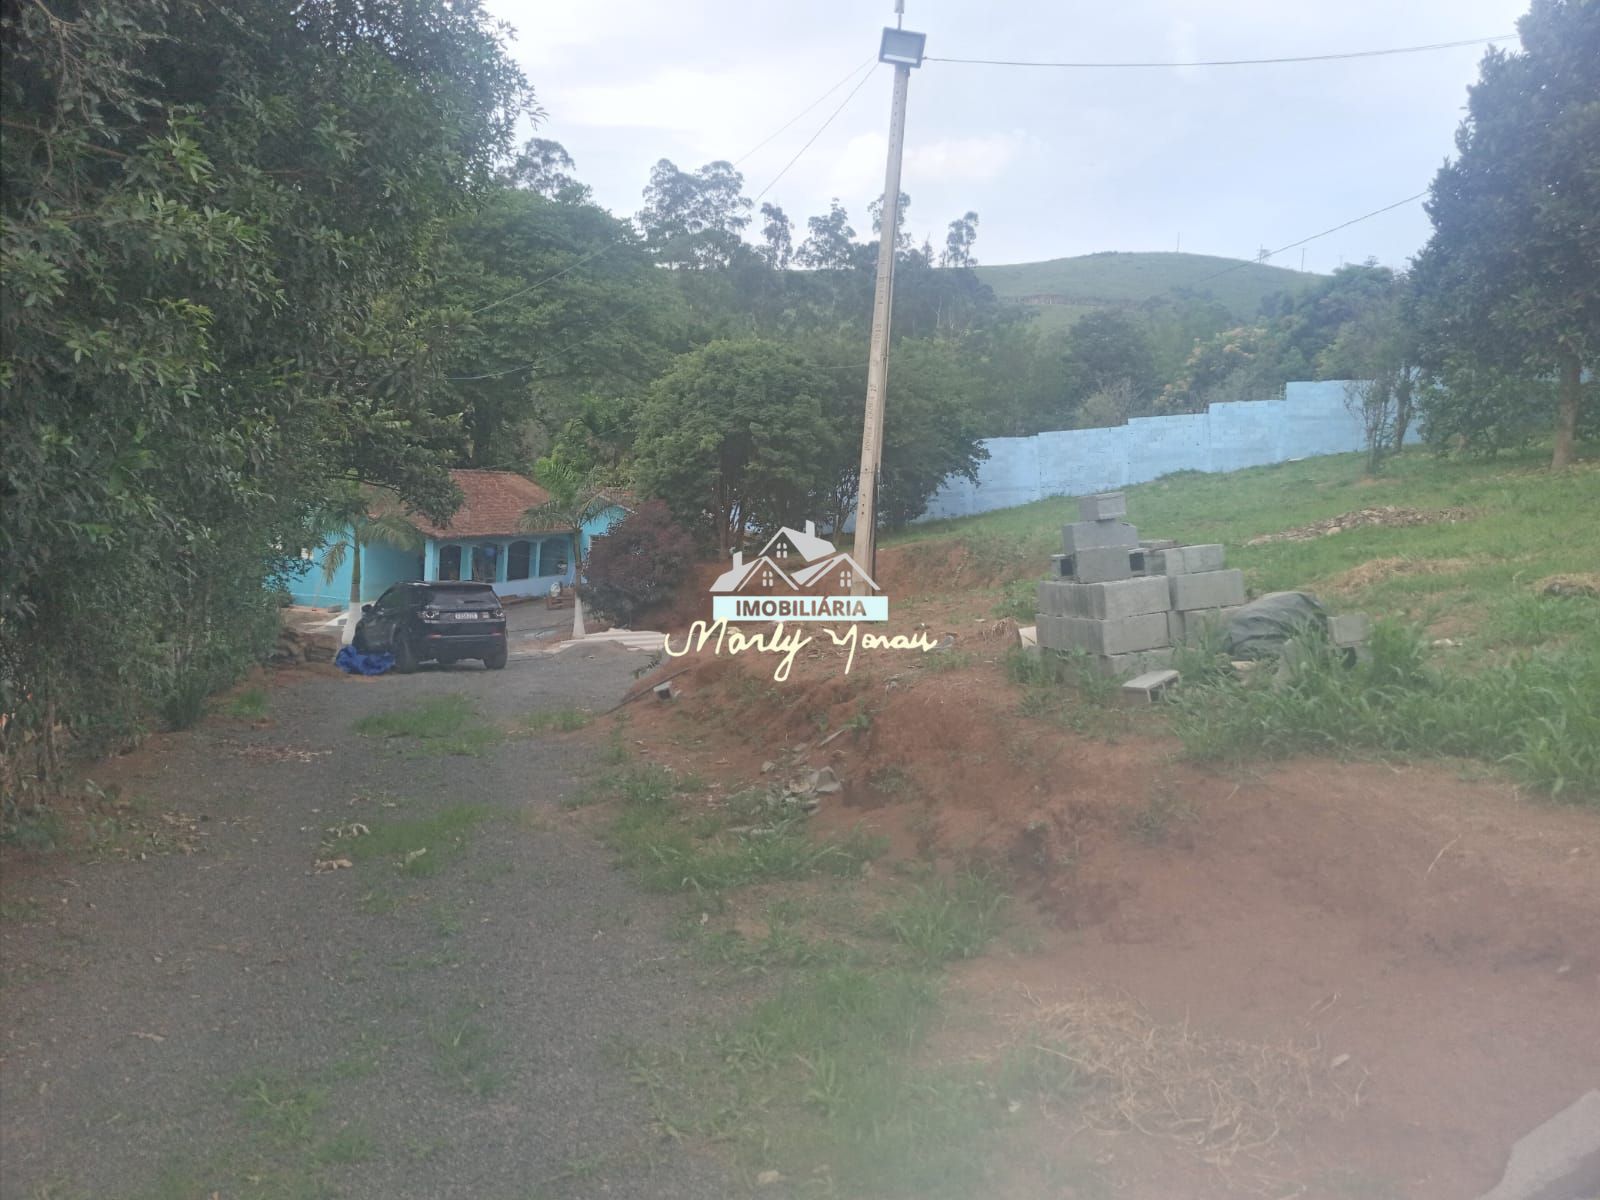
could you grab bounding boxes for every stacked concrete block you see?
[1035,491,1250,677]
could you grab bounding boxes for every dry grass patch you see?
[1245,505,1474,546]
[1318,555,1478,596]
[1535,572,1600,599]
[1008,993,1357,1171]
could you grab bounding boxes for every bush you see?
[581,501,697,626]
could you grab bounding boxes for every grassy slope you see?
[892,449,1600,653]
[890,448,1600,795]
[976,250,1318,332]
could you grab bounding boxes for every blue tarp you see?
[336,645,394,675]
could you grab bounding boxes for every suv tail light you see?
[420,606,440,620]
[490,608,505,620]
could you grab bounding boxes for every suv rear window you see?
[417,584,500,609]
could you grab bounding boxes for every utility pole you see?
[851,10,925,592]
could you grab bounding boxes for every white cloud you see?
[906,132,1032,181]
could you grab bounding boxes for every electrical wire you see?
[753,64,880,202]
[926,34,1512,69]
[457,58,879,326]
[1180,191,1428,291]
[733,57,876,167]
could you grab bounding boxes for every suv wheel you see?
[484,644,508,671]
[393,632,418,674]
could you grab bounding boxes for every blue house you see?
[288,469,629,607]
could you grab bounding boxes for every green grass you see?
[223,686,269,719]
[343,804,490,878]
[977,250,1315,329]
[426,1006,506,1097]
[882,871,1009,966]
[574,741,1074,1198]
[352,693,502,756]
[1172,621,1600,797]
[892,448,1600,797]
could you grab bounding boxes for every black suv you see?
[353,581,509,672]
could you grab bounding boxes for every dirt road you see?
[0,647,726,1200]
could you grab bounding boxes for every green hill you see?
[976,251,1320,333]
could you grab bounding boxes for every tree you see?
[1319,279,1417,474]
[524,455,617,638]
[941,212,980,268]
[637,159,753,269]
[758,203,794,269]
[431,187,681,467]
[1063,311,1158,409]
[634,341,836,552]
[867,191,912,253]
[808,338,988,532]
[318,502,425,647]
[795,200,858,270]
[1,0,526,787]
[581,501,697,627]
[1409,0,1600,467]
[503,137,587,201]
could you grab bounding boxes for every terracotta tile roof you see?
[406,469,556,539]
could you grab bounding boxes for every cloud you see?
[906,132,1032,181]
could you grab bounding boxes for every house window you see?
[539,537,568,577]
[471,544,498,582]
[761,568,775,588]
[840,568,854,590]
[437,544,462,581]
[774,543,788,559]
[506,540,532,581]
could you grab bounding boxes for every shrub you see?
[581,501,697,626]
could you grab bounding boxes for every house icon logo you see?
[709,521,887,623]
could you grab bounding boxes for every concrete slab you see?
[1061,519,1139,555]
[1078,492,1127,522]
[1169,569,1247,612]
[1039,576,1170,620]
[1477,1090,1600,1200]
[1119,668,1179,705]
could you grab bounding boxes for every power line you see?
[459,57,878,324]
[1182,190,1428,290]
[732,57,876,167]
[753,64,880,202]
[927,34,1512,69]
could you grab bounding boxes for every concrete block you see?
[1147,548,1190,576]
[1119,668,1180,705]
[1062,520,1138,555]
[1183,543,1226,572]
[1062,546,1133,583]
[1040,576,1169,621]
[1169,569,1246,612]
[1078,492,1127,522]
[1140,538,1179,551]
[1330,612,1372,647]
[1088,648,1175,678]
[1180,605,1242,641]
[1476,1089,1600,1200]
[1166,610,1185,644]
[1054,612,1170,656]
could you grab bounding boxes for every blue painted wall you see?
[285,505,628,607]
[918,380,1420,522]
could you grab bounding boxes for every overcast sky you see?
[482,0,1526,274]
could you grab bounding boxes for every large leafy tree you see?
[808,338,988,533]
[637,158,753,270]
[431,185,681,467]
[1,0,528,783]
[1409,0,1600,467]
[634,341,836,552]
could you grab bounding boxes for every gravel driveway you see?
[0,646,727,1200]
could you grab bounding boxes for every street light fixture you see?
[879,27,926,67]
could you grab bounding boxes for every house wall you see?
[917,380,1421,522]
[286,536,421,608]
[284,505,628,607]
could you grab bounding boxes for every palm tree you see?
[319,503,424,647]
[523,457,614,640]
